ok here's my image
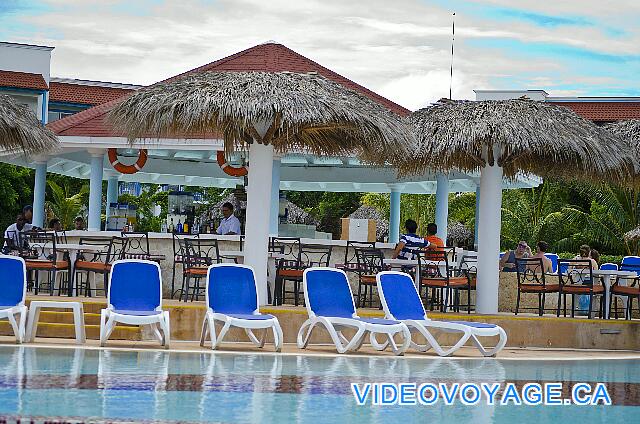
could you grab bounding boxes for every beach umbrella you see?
[0,93,59,154]
[408,98,633,313]
[108,70,415,304]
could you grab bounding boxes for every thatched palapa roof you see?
[108,71,415,165]
[0,94,59,154]
[624,226,640,242]
[605,119,640,156]
[407,98,633,181]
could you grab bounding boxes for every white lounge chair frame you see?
[377,271,507,357]
[0,255,28,343]
[100,260,170,348]
[297,267,411,355]
[200,264,283,351]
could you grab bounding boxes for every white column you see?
[475,164,503,314]
[435,173,449,242]
[269,157,281,235]
[88,150,105,231]
[106,172,119,222]
[32,160,47,228]
[244,142,274,305]
[388,184,402,244]
[474,185,480,250]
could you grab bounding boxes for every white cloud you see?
[3,0,638,109]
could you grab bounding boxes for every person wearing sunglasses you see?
[499,240,532,272]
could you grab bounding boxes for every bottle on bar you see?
[169,218,175,233]
[183,221,189,234]
[176,219,183,234]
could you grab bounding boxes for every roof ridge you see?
[46,98,120,133]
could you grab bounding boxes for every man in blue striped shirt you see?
[392,219,430,260]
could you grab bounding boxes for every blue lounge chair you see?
[297,267,410,355]
[200,264,283,351]
[376,271,507,357]
[100,260,170,348]
[0,256,28,343]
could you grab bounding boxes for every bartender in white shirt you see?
[216,202,241,235]
[3,213,32,249]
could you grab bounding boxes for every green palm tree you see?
[45,181,88,230]
[500,182,569,250]
[560,184,640,255]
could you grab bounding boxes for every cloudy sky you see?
[1,0,639,110]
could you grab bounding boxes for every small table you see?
[592,269,636,319]
[26,300,86,344]
[56,243,110,296]
[219,251,287,303]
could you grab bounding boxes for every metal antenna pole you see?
[449,12,455,100]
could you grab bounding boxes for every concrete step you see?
[25,299,107,314]
[0,321,142,341]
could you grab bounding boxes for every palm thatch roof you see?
[605,119,640,156]
[407,98,633,181]
[0,94,59,154]
[108,71,415,166]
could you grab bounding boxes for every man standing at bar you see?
[216,202,241,235]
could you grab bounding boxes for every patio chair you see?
[297,267,410,355]
[514,257,559,316]
[376,271,507,356]
[272,237,302,305]
[75,237,127,297]
[418,248,467,312]
[100,260,170,348]
[0,256,28,343]
[611,261,640,320]
[354,247,386,308]
[23,231,69,295]
[199,264,283,351]
[170,233,195,299]
[557,259,604,319]
[457,254,478,314]
[336,241,376,273]
[121,231,151,260]
[182,238,221,301]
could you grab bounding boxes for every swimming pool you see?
[0,346,638,423]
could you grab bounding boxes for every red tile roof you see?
[49,82,134,105]
[552,102,640,122]
[0,70,48,91]
[48,42,410,137]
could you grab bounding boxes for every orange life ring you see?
[108,148,148,174]
[217,151,248,177]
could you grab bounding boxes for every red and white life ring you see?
[108,148,148,174]
[217,151,248,177]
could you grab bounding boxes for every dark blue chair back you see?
[622,256,640,266]
[544,254,559,273]
[304,268,355,318]
[600,263,618,271]
[207,265,257,314]
[378,272,425,320]
[0,256,26,307]
[109,261,161,312]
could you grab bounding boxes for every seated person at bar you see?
[392,219,430,260]
[499,240,532,272]
[3,213,31,250]
[74,216,85,231]
[574,244,598,269]
[529,241,553,274]
[49,218,63,232]
[22,205,41,230]
[424,223,445,258]
[216,202,241,235]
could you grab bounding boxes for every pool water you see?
[0,346,638,423]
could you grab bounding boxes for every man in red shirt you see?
[424,223,445,258]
